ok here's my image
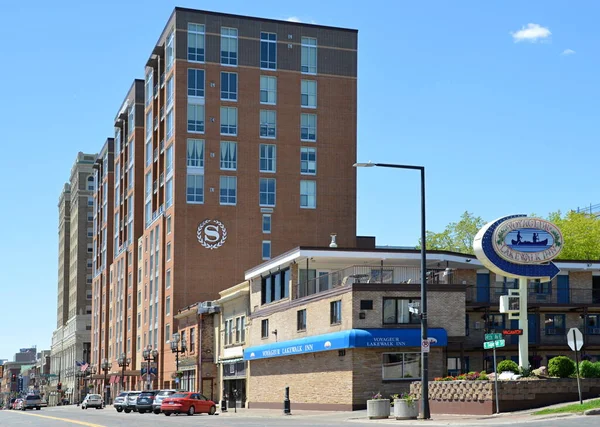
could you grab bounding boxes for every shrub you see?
[520,366,532,377]
[477,372,489,380]
[548,356,575,378]
[496,360,519,374]
[579,360,595,378]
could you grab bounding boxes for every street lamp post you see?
[170,332,187,386]
[117,353,131,392]
[142,347,159,390]
[354,161,430,419]
[101,359,110,405]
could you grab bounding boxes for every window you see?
[221,27,238,66]
[297,309,307,331]
[145,72,153,106]
[188,69,205,97]
[220,141,237,170]
[262,214,271,233]
[166,297,171,316]
[301,113,317,141]
[138,290,141,305]
[586,314,600,335]
[545,314,565,335]
[300,147,316,174]
[262,240,271,260]
[221,72,237,101]
[239,317,246,343]
[259,178,276,206]
[128,106,135,136]
[530,279,551,294]
[487,314,505,330]
[187,103,205,133]
[145,111,152,141]
[190,327,195,352]
[166,243,171,261]
[166,30,174,71]
[188,23,205,62]
[261,319,269,338]
[382,353,421,380]
[383,298,420,324]
[261,268,290,304]
[259,144,276,172]
[187,139,204,168]
[260,76,276,104]
[186,174,204,203]
[165,324,171,342]
[166,110,173,140]
[166,216,172,234]
[166,270,171,289]
[360,300,374,310]
[301,80,317,108]
[165,144,173,176]
[219,176,237,205]
[145,141,152,167]
[260,32,277,69]
[330,300,342,324]
[259,110,276,138]
[165,178,173,208]
[220,107,237,135]
[164,77,174,112]
[300,180,316,209]
[301,37,317,74]
[225,319,233,345]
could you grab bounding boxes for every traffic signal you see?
[57,382,62,390]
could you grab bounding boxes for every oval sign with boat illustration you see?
[492,217,563,265]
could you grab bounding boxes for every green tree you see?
[420,211,486,254]
[548,210,600,260]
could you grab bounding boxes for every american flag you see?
[80,362,89,372]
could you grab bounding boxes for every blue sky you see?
[0,0,598,359]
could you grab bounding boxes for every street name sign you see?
[483,339,506,350]
[485,333,502,341]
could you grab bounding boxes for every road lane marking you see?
[12,411,107,427]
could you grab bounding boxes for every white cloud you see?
[561,49,576,55]
[286,16,301,23]
[511,23,551,43]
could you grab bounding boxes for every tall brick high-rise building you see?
[90,8,358,391]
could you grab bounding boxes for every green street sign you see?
[485,333,502,341]
[484,339,506,349]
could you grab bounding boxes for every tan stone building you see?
[241,246,600,410]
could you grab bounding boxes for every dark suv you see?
[136,390,159,414]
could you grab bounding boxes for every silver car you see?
[81,394,103,410]
[124,391,140,413]
[152,389,177,414]
[113,391,129,412]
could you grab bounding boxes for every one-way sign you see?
[568,327,583,351]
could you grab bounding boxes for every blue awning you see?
[243,328,447,361]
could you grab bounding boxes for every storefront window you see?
[382,352,421,380]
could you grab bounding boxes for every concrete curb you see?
[584,408,600,415]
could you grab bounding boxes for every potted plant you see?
[367,392,390,419]
[392,392,418,420]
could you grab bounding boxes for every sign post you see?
[474,215,563,371]
[483,337,505,414]
[567,327,584,404]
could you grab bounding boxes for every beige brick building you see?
[240,246,600,410]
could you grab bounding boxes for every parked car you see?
[113,391,129,413]
[152,389,177,414]
[8,398,16,409]
[135,390,159,414]
[124,391,141,413]
[13,399,23,410]
[160,392,217,416]
[81,394,103,410]
[22,394,42,411]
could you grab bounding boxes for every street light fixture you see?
[354,161,430,419]
[116,353,131,392]
[101,358,110,404]
[142,346,159,390]
[170,332,187,374]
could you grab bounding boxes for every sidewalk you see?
[216,398,598,424]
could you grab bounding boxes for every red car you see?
[160,392,217,416]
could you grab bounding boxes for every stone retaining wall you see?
[411,378,600,415]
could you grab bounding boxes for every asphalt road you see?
[0,406,598,427]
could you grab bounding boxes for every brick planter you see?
[411,378,600,415]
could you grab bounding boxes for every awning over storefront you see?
[243,328,448,361]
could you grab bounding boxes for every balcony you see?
[466,286,600,306]
[294,265,457,300]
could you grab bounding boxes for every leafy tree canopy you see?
[420,210,600,260]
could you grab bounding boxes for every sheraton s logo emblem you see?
[197,219,227,250]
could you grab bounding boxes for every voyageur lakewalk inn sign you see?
[473,214,564,368]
